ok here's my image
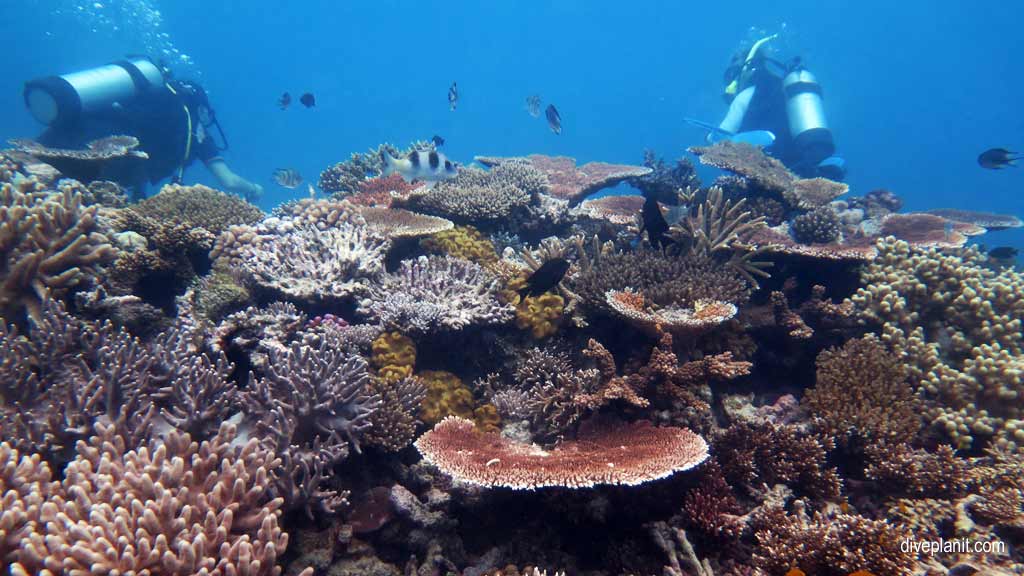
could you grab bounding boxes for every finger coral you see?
[1,183,118,323]
[415,416,708,489]
[358,255,514,334]
[9,422,300,576]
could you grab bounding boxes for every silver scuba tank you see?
[24,56,165,127]
[783,69,835,166]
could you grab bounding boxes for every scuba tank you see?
[783,69,835,166]
[23,56,165,127]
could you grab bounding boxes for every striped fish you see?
[272,168,303,189]
[382,149,458,182]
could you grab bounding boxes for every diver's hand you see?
[236,182,262,202]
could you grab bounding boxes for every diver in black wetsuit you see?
[24,57,263,201]
[716,35,846,181]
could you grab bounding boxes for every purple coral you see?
[358,255,513,334]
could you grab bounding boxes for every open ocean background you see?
[2,0,1021,248]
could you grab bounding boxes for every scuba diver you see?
[710,34,846,180]
[22,56,263,201]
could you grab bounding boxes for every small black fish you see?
[431,135,445,147]
[278,92,291,110]
[299,93,315,108]
[545,104,562,135]
[448,82,458,111]
[988,246,1018,260]
[978,147,1020,169]
[641,195,670,248]
[519,258,571,298]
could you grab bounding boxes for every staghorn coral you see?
[864,443,968,498]
[359,255,514,334]
[1,184,118,323]
[10,422,302,576]
[475,154,651,205]
[850,237,1024,451]
[128,182,264,235]
[803,334,921,446]
[363,376,429,453]
[421,225,499,264]
[716,421,842,500]
[752,502,917,576]
[415,416,708,489]
[410,161,545,222]
[515,292,564,339]
[0,442,56,566]
[791,207,841,244]
[240,222,388,303]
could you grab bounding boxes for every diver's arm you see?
[205,158,263,202]
[710,86,756,142]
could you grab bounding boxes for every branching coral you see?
[359,255,514,334]
[803,334,921,446]
[752,502,917,576]
[476,154,651,205]
[363,376,428,453]
[715,421,842,500]
[850,237,1024,450]
[240,222,388,303]
[415,416,708,489]
[8,422,300,576]
[1,184,118,323]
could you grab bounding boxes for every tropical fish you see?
[299,92,315,108]
[272,168,303,189]
[448,82,458,111]
[519,258,571,298]
[526,94,542,117]
[431,135,446,147]
[977,147,1020,169]
[545,104,562,134]
[382,149,458,182]
[278,92,291,110]
[989,246,1019,260]
[641,195,670,248]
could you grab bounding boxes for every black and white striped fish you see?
[272,167,303,188]
[382,149,458,182]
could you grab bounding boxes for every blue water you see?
[2,1,1022,246]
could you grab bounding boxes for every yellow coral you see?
[371,331,416,381]
[515,292,564,339]
[473,403,501,432]
[421,225,497,264]
[419,370,476,425]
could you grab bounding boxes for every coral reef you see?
[631,151,700,203]
[371,330,417,381]
[415,416,708,489]
[359,255,514,334]
[360,206,454,238]
[689,141,795,195]
[475,154,652,205]
[924,207,1023,230]
[128,182,264,235]
[8,135,149,183]
[350,173,417,207]
[364,376,428,452]
[514,292,564,339]
[572,194,645,225]
[319,142,430,196]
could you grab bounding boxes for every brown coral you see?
[803,335,921,446]
[128,182,264,235]
[415,416,708,489]
[475,154,651,205]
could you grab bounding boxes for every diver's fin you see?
[685,117,735,138]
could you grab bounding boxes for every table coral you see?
[475,154,651,206]
[415,416,708,489]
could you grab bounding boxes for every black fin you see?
[429,151,440,169]
[408,151,420,167]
